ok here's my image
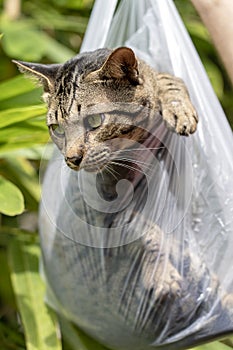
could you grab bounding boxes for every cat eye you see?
[84,113,105,130]
[50,124,65,138]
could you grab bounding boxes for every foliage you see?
[0,175,24,216]
[0,0,232,349]
[9,234,62,350]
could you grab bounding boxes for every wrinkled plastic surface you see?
[39,0,233,349]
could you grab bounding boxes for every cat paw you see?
[162,99,198,136]
[154,275,182,302]
[142,261,182,302]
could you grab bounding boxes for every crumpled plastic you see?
[39,0,233,349]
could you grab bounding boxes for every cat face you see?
[13,47,156,172]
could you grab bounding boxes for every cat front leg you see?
[139,225,182,310]
[157,74,198,135]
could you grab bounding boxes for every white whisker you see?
[107,164,121,178]
[104,164,119,180]
[110,160,152,178]
[114,157,154,172]
[98,165,105,181]
[113,146,165,154]
[115,156,152,166]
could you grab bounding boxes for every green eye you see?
[50,124,65,137]
[85,113,105,130]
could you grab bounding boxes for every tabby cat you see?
[14,47,233,350]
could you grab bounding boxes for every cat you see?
[13,47,198,172]
[14,47,233,350]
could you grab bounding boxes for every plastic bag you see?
[39,0,233,349]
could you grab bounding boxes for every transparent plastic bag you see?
[39,0,233,349]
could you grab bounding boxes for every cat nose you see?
[65,155,83,166]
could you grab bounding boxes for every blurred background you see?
[0,0,232,349]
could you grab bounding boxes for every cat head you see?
[13,47,154,172]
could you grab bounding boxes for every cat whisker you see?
[115,156,153,166]
[103,164,120,180]
[97,165,105,181]
[114,157,155,173]
[113,146,165,154]
[124,161,154,178]
[110,160,153,178]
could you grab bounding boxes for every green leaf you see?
[0,144,53,160]
[40,32,75,62]
[0,75,39,102]
[221,339,233,347]
[0,175,24,216]
[55,0,94,10]
[0,120,49,154]
[1,20,47,61]
[0,157,41,211]
[0,75,43,111]
[1,17,46,61]
[192,340,233,349]
[60,316,109,350]
[0,321,25,349]
[0,105,46,128]
[203,59,224,99]
[186,20,210,41]
[0,249,15,307]
[8,238,62,350]
[0,119,47,141]
[1,17,75,62]
[0,139,49,153]
[32,7,88,33]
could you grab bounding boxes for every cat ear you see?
[12,60,60,92]
[100,47,140,85]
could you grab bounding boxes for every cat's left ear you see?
[12,60,60,92]
[100,47,140,85]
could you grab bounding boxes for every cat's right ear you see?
[12,60,60,92]
[99,47,140,85]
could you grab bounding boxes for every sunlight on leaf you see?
[0,175,24,216]
[1,19,47,61]
[1,17,75,62]
[40,32,76,62]
[0,144,53,160]
[1,157,41,210]
[192,340,233,349]
[203,59,224,99]
[8,238,62,350]
[59,0,94,10]
[0,105,46,128]
[186,20,210,41]
[0,75,39,102]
